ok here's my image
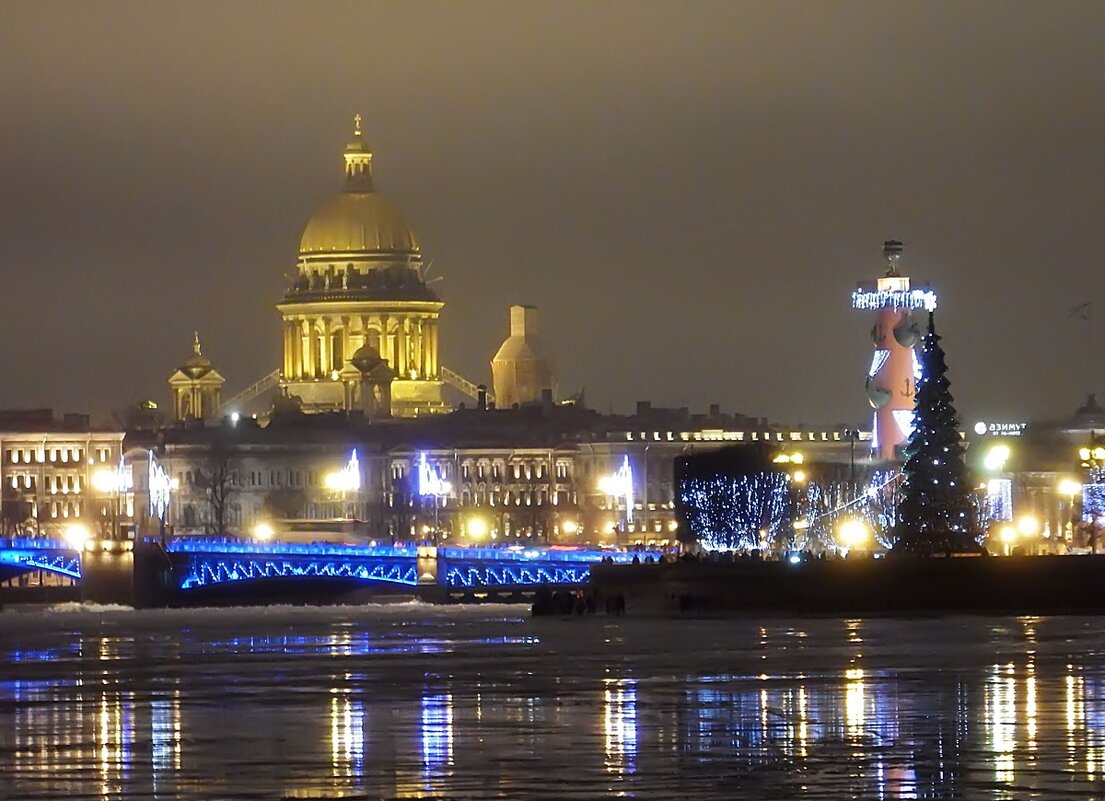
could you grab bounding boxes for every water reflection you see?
[421,692,454,775]
[603,678,637,776]
[329,686,365,781]
[7,615,1105,798]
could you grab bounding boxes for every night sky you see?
[3,1,1104,428]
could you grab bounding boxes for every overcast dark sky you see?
[2,1,1104,428]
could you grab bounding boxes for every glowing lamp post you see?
[62,522,92,551]
[324,450,362,523]
[91,464,131,540]
[837,518,871,555]
[1058,478,1082,547]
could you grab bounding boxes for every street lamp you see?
[62,522,92,550]
[1058,478,1082,549]
[837,518,870,554]
[91,466,128,540]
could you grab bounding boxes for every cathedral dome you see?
[299,192,419,255]
[298,115,420,258]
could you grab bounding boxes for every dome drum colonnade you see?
[276,115,447,417]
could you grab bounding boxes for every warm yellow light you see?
[984,444,1011,472]
[169,477,180,491]
[1080,447,1092,461]
[561,520,578,534]
[598,475,627,495]
[253,522,275,541]
[999,525,1017,544]
[772,454,791,464]
[793,518,809,531]
[62,522,92,549]
[467,517,489,539]
[1059,478,1082,497]
[91,468,117,493]
[324,470,356,491]
[792,470,807,483]
[790,452,805,465]
[1017,514,1040,536]
[837,518,870,549]
[1095,447,1105,461]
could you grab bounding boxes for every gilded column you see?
[301,319,314,378]
[397,317,407,377]
[380,314,391,368]
[292,318,303,377]
[320,318,332,376]
[288,323,296,377]
[429,320,438,378]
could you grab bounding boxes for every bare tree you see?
[0,485,31,537]
[263,488,307,521]
[194,435,239,537]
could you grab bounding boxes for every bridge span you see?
[0,537,649,607]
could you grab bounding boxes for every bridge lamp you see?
[253,522,275,541]
[561,520,579,535]
[467,516,489,540]
[998,525,1017,546]
[791,469,807,484]
[837,518,870,550]
[62,522,92,550]
[1017,514,1041,537]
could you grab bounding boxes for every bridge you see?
[0,537,647,606]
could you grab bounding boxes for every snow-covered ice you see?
[0,605,1101,799]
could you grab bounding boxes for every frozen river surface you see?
[1,605,1105,800]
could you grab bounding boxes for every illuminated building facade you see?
[127,404,863,547]
[853,240,936,460]
[0,410,127,541]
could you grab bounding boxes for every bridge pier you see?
[80,541,174,608]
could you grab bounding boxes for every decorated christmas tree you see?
[894,311,979,553]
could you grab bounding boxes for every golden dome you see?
[298,115,420,257]
[299,192,419,255]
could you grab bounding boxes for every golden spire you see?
[353,112,362,137]
[192,330,202,356]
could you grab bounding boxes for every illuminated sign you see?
[973,421,1027,437]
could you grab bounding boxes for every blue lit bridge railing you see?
[0,537,659,591]
[0,538,81,580]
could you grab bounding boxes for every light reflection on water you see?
[3,612,1105,798]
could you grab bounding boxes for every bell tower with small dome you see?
[276,115,447,416]
[168,332,225,422]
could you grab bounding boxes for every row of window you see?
[390,461,572,482]
[7,447,112,465]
